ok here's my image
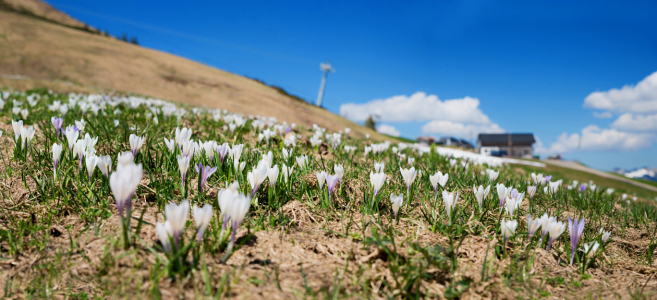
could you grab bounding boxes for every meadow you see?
[0,88,656,299]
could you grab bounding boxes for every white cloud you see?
[340,91,503,138]
[421,120,504,140]
[339,92,492,123]
[593,111,612,118]
[543,125,653,154]
[584,71,657,114]
[533,136,550,155]
[611,113,657,132]
[377,124,401,137]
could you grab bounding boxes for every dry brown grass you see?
[0,0,89,29]
[0,118,653,299]
[0,9,387,140]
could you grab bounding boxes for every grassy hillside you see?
[0,8,386,140]
[0,0,95,31]
[514,163,657,199]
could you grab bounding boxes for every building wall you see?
[480,146,499,156]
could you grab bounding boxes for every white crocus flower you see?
[496,184,511,208]
[364,146,372,157]
[295,155,308,170]
[223,192,252,261]
[546,219,566,251]
[527,185,537,199]
[180,140,195,157]
[390,193,403,219]
[501,218,518,243]
[202,140,217,160]
[527,214,542,240]
[486,169,499,181]
[282,148,292,161]
[262,151,273,168]
[247,160,269,197]
[537,213,554,244]
[52,143,63,179]
[230,144,244,171]
[334,164,344,182]
[600,228,611,242]
[22,125,35,148]
[117,151,134,169]
[442,190,459,224]
[164,138,175,153]
[282,164,290,184]
[165,200,190,248]
[473,185,491,212]
[177,154,190,184]
[97,155,112,178]
[85,154,97,182]
[64,125,79,151]
[583,241,600,259]
[11,119,22,142]
[374,162,385,173]
[109,163,143,219]
[192,141,202,158]
[175,127,192,147]
[437,172,449,187]
[267,165,279,188]
[548,181,560,194]
[429,173,440,196]
[505,196,520,216]
[370,172,386,196]
[531,173,544,186]
[193,204,213,242]
[400,167,417,195]
[316,171,328,190]
[449,159,457,168]
[156,221,174,253]
[73,139,87,166]
[75,119,86,133]
[217,187,237,242]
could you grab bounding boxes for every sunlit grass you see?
[0,87,655,298]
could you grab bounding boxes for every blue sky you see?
[48,0,657,171]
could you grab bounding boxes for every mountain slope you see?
[0,8,384,139]
[0,0,94,31]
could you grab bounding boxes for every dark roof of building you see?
[478,133,535,145]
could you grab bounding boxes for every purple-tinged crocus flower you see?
[216,143,230,166]
[195,163,217,193]
[327,174,340,202]
[568,216,585,265]
[527,185,537,200]
[51,117,63,137]
[580,184,587,193]
[544,175,552,182]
